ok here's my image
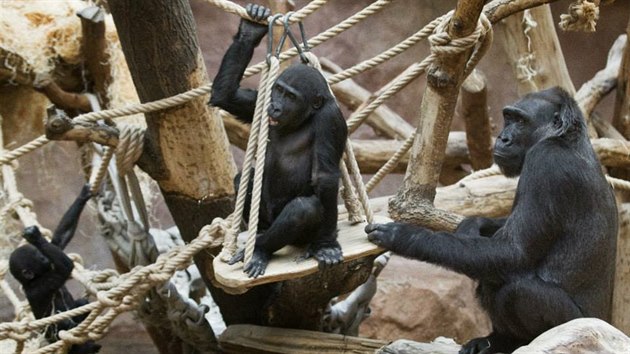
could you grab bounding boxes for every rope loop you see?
[116,124,145,176]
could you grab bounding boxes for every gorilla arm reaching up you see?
[367,87,617,354]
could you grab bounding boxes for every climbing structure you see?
[0,0,628,352]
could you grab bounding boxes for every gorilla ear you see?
[21,269,34,280]
[312,95,324,110]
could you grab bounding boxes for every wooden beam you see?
[613,203,630,334]
[219,324,387,354]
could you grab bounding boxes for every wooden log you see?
[320,58,414,139]
[593,114,626,140]
[389,0,489,232]
[219,324,387,354]
[378,338,460,354]
[459,69,493,170]
[591,138,630,169]
[613,203,630,334]
[78,5,112,108]
[497,4,575,96]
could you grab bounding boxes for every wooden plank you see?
[219,324,387,354]
[213,215,390,294]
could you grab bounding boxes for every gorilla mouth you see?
[269,117,279,126]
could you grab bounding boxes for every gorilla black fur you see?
[366,87,618,354]
[209,4,348,278]
[9,184,100,354]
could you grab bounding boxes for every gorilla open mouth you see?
[268,117,279,126]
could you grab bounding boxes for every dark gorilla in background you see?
[210,4,348,278]
[366,87,618,354]
[10,184,100,354]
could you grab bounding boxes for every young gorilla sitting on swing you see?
[209,4,348,278]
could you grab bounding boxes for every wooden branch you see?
[219,324,387,354]
[497,4,575,96]
[320,58,414,139]
[484,0,556,23]
[592,138,630,168]
[576,34,627,118]
[0,47,92,112]
[459,69,493,170]
[78,5,112,108]
[36,81,93,112]
[352,132,470,174]
[389,0,486,230]
[44,107,119,146]
[593,114,626,140]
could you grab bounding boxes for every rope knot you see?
[96,291,121,307]
[559,0,599,32]
[57,330,87,345]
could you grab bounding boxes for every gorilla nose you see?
[268,105,281,118]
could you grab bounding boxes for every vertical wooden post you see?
[388,0,485,230]
[613,18,630,139]
[459,69,493,171]
[497,5,575,96]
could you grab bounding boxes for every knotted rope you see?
[559,0,600,32]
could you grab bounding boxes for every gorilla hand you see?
[23,226,45,246]
[237,4,271,44]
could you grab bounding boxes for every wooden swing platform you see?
[213,214,391,294]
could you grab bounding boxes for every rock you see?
[513,318,630,354]
[377,337,460,354]
[360,255,491,344]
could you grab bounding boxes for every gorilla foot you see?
[243,248,270,278]
[298,242,343,269]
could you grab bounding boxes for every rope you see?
[339,165,364,223]
[89,147,114,195]
[243,57,280,266]
[0,136,49,165]
[202,0,328,25]
[559,0,600,32]
[366,132,416,192]
[115,124,145,175]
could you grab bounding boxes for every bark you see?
[459,70,493,170]
[389,0,486,230]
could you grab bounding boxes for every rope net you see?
[0,0,625,352]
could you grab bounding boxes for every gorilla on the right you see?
[367,87,618,354]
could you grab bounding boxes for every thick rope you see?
[202,0,328,25]
[339,164,364,223]
[88,147,114,195]
[365,132,416,193]
[0,136,50,165]
[115,124,145,175]
[243,57,280,266]
[219,60,272,262]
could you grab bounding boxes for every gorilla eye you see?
[276,85,284,94]
[287,92,296,100]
